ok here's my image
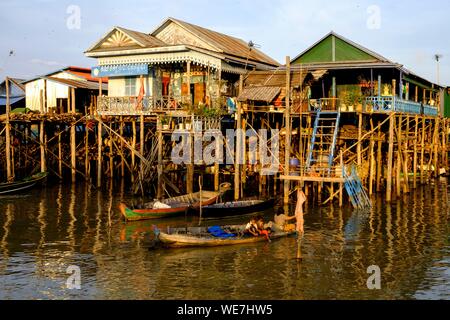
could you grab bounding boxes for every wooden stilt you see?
[234,76,243,200]
[58,128,62,177]
[120,116,125,177]
[420,116,425,184]
[283,56,291,204]
[413,115,418,188]
[376,123,382,191]
[5,77,13,182]
[386,115,395,202]
[157,117,163,199]
[357,112,363,166]
[40,120,46,173]
[85,123,89,181]
[71,123,76,182]
[97,121,102,188]
[131,118,136,184]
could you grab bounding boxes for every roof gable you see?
[86,27,166,53]
[292,32,391,65]
[152,17,280,67]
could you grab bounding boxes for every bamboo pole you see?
[420,116,425,184]
[131,118,136,184]
[413,115,418,188]
[140,114,144,173]
[157,117,163,199]
[120,116,124,177]
[386,115,395,202]
[369,120,375,195]
[357,112,363,166]
[5,77,13,182]
[40,120,46,173]
[85,123,89,180]
[71,123,76,182]
[434,117,439,178]
[339,151,343,207]
[97,121,102,188]
[283,56,291,204]
[58,128,62,177]
[235,76,243,200]
[376,122,382,191]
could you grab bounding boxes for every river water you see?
[0,179,448,300]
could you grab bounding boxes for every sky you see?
[1,0,449,86]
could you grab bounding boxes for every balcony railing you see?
[97,96,185,115]
[365,96,438,116]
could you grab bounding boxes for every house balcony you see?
[97,96,186,115]
[365,96,438,116]
[310,97,438,116]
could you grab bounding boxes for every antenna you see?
[434,54,443,85]
[248,40,261,49]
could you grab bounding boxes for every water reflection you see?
[0,179,448,299]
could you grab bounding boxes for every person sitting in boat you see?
[256,216,272,241]
[243,217,259,237]
[271,208,296,232]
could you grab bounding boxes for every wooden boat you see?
[119,183,231,222]
[201,198,276,218]
[156,225,295,248]
[0,172,48,195]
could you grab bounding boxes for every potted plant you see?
[161,116,170,130]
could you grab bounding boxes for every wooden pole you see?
[234,76,243,200]
[70,88,76,182]
[357,112,363,166]
[120,116,124,177]
[283,56,291,204]
[58,128,62,177]
[386,115,395,202]
[413,115,418,188]
[187,126,194,194]
[71,123,76,182]
[433,117,439,178]
[376,123,382,191]
[339,150,343,207]
[5,77,13,182]
[97,121,102,188]
[40,120,46,173]
[85,123,89,180]
[420,116,425,184]
[157,117,163,199]
[131,118,136,184]
[140,114,144,169]
[369,120,375,195]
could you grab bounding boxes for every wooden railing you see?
[97,96,185,115]
[365,96,438,116]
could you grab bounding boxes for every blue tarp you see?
[207,226,236,238]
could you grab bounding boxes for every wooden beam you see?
[386,115,395,202]
[283,56,291,204]
[5,77,13,182]
[97,121,102,187]
[40,120,46,173]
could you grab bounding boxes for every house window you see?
[125,77,136,96]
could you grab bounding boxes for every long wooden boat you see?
[0,172,48,195]
[119,183,231,222]
[156,225,295,248]
[201,198,276,218]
